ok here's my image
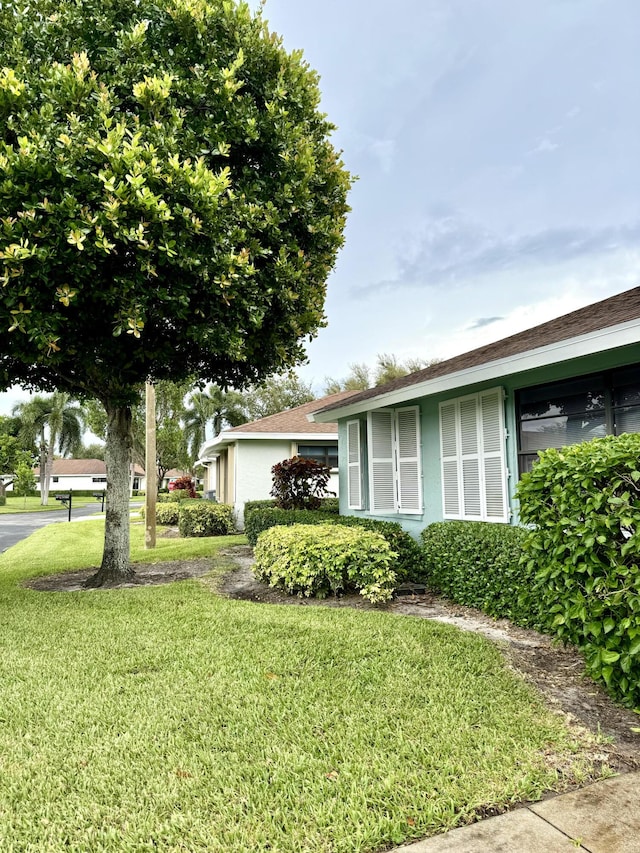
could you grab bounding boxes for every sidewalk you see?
[393,772,640,852]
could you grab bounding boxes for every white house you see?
[34,459,145,492]
[197,391,357,527]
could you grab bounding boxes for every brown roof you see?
[226,390,360,434]
[314,286,640,416]
[35,459,144,476]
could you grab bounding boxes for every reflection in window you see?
[517,366,640,473]
[297,444,338,469]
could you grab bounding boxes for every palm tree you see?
[183,385,246,463]
[13,392,84,505]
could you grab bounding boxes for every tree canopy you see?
[0,0,351,582]
[0,0,351,405]
[324,353,439,394]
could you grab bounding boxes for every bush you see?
[244,497,338,525]
[244,507,424,582]
[171,476,197,498]
[253,524,397,603]
[244,507,336,546]
[138,502,182,525]
[178,501,235,537]
[270,456,333,510]
[332,516,425,583]
[420,522,533,623]
[517,434,640,707]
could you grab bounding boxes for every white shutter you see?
[367,410,397,514]
[459,397,482,518]
[480,390,508,522]
[440,389,509,522]
[440,402,460,517]
[346,420,362,510]
[396,406,422,514]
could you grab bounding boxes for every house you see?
[197,391,358,526]
[309,287,640,537]
[33,459,145,492]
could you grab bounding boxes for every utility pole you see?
[145,382,157,549]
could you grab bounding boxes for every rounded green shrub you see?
[244,507,423,582]
[253,524,397,603]
[178,501,235,537]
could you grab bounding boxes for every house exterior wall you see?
[339,342,640,537]
[36,475,108,492]
[231,439,339,528]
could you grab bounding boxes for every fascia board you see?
[309,319,640,422]
[198,431,338,457]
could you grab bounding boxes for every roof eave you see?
[310,319,640,422]
[197,430,339,459]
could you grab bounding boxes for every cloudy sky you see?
[1,0,638,413]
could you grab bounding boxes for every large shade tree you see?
[0,0,351,584]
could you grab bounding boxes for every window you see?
[516,366,640,473]
[439,388,509,523]
[366,406,422,515]
[297,444,338,469]
[92,477,107,483]
[52,476,59,483]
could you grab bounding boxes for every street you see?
[0,504,104,553]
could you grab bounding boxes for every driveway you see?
[0,504,104,553]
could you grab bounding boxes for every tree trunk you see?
[85,402,135,587]
[42,442,54,506]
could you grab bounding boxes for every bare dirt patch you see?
[24,559,216,592]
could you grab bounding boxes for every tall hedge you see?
[517,434,640,707]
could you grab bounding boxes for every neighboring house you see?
[34,459,145,492]
[197,391,358,527]
[309,287,640,538]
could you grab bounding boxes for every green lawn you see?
[0,495,105,514]
[0,521,602,852]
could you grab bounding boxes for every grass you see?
[0,522,603,852]
[0,494,107,514]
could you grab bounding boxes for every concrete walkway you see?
[393,772,640,852]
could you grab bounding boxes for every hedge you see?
[253,524,397,603]
[244,497,339,521]
[517,434,640,708]
[178,501,235,537]
[420,521,535,623]
[244,507,424,582]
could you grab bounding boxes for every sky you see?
[1,0,638,414]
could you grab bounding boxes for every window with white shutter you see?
[439,389,509,523]
[366,406,422,516]
[396,407,422,513]
[346,420,362,510]
[368,410,396,514]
